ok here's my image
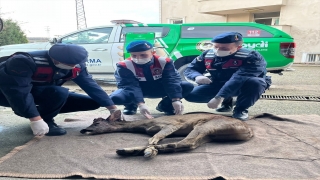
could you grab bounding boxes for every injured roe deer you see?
[80,110,253,158]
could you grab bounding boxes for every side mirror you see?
[0,18,3,32]
[49,37,58,44]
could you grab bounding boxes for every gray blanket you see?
[0,112,319,180]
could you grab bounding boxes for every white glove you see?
[195,76,212,85]
[207,97,224,109]
[30,119,49,136]
[138,104,154,119]
[172,101,184,115]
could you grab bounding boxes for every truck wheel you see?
[177,64,197,86]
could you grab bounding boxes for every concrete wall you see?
[160,0,320,63]
[227,13,253,22]
[280,0,320,62]
[160,0,226,23]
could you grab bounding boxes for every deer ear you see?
[109,110,122,121]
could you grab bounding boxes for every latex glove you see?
[172,101,184,115]
[207,97,224,109]
[30,119,49,136]
[109,108,125,121]
[195,76,212,85]
[138,104,154,119]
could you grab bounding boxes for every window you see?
[168,18,184,24]
[181,26,273,38]
[254,12,280,25]
[61,27,113,44]
[120,27,170,42]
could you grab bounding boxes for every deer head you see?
[80,110,124,135]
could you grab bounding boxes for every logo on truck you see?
[86,59,102,66]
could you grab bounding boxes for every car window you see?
[120,27,170,42]
[61,27,113,44]
[181,26,273,38]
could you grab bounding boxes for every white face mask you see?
[213,49,232,57]
[132,58,151,65]
[54,63,75,69]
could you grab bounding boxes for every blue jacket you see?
[115,56,182,103]
[184,48,268,98]
[0,50,114,119]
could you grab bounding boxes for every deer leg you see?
[116,146,147,156]
[154,129,212,154]
[148,125,182,145]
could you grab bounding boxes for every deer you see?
[80,110,254,158]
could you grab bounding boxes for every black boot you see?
[216,97,234,112]
[123,104,137,115]
[45,120,67,136]
[156,97,175,115]
[232,109,249,121]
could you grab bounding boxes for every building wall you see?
[160,0,226,23]
[280,0,320,62]
[227,13,253,22]
[160,0,320,63]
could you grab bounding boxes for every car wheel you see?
[177,63,198,86]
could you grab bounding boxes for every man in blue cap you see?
[184,32,271,120]
[0,44,122,136]
[110,40,194,119]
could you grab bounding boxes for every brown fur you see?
[80,110,253,158]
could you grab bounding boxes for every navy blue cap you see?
[48,44,88,64]
[126,40,153,52]
[211,32,243,43]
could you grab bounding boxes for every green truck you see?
[0,21,295,79]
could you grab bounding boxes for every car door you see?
[60,27,114,73]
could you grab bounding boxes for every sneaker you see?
[156,98,175,115]
[232,109,249,121]
[123,104,137,115]
[216,105,233,112]
[156,105,175,115]
[46,121,67,136]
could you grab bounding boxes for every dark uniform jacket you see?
[115,55,182,104]
[184,48,269,98]
[0,50,114,118]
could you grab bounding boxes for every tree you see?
[0,19,28,46]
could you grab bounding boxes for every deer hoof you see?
[144,146,158,158]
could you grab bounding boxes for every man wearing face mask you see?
[0,44,122,136]
[110,40,194,119]
[184,32,271,121]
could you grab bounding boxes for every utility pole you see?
[75,0,87,30]
[45,26,50,39]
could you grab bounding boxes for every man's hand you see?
[207,97,224,109]
[30,119,49,136]
[138,103,154,119]
[172,101,184,115]
[195,76,212,85]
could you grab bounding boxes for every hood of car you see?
[0,42,51,50]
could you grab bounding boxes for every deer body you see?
[81,111,253,157]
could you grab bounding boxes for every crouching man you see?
[110,40,194,119]
[184,32,271,120]
[0,44,122,136]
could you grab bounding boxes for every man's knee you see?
[244,77,267,91]
[110,89,131,105]
[46,86,69,100]
[180,81,194,96]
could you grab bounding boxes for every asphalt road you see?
[0,64,319,180]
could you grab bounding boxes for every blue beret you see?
[212,32,243,43]
[126,40,153,52]
[48,44,88,64]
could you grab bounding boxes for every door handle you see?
[92,48,108,51]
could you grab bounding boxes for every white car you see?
[0,20,169,75]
